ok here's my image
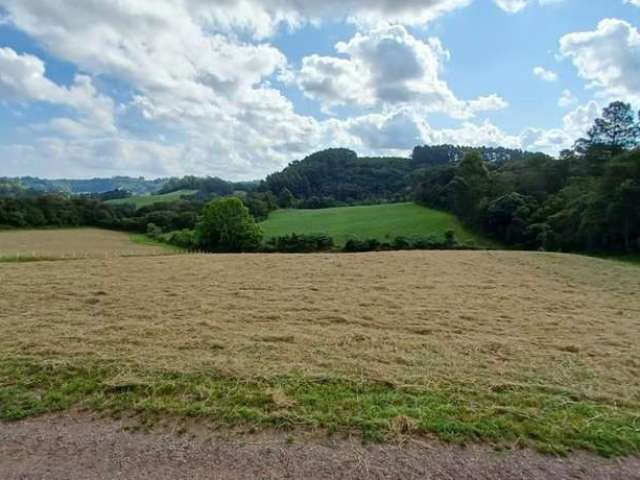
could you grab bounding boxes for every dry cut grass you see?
[0,228,169,259]
[1,251,639,400]
[1,251,639,455]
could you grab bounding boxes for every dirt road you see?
[1,414,638,480]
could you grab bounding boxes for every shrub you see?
[266,233,334,253]
[146,222,163,239]
[345,233,460,253]
[343,239,383,252]
[166,229,196,249]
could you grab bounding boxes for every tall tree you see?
[577,102,640,155]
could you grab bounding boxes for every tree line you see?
[413,101,640,253]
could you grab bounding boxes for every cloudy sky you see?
[0,0,638,179]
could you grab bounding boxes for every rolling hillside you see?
[105,190,197,208]
[260,202,492,246]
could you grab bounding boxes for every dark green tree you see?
[576,101,640,155]
[447,152,491,223]
[278,187,295,208]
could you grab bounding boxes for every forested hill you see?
[259,145,539,204]
[2,145,532,202]
[0,176,168,196]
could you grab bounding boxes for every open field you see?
[0,228,172,259]
[105,189,197,208]
[1,251,639,456]
[260,203,493,246]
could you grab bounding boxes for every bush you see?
[344,233,460,252]
[343,239,383,252]
[265,233,334,253]
[166,229,196,249]
[296,196,342,209]
[146,222,163,239]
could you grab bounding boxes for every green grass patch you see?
[106,190,197,208]
[129,234,185,253]
[260,203,494,247]
[1,360,638,457]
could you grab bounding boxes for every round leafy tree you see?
[195,197,263,252]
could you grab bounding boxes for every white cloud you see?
[558,89,578,108]
[624,0,640,7]
[0,1,321,178]
[0,0,616,178]
[533,66,558,82]
[560,18,640,103]
[562,100,600,138]
[516,101,601,154]
[0,0,473,42]
[494,0,530,13]
[494,0,564,13]
[292,25,508,119]
[0,47,116,136]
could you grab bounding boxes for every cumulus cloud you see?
[0,47,116,136]
[560,18,640,103]
[0,0,613,178]
[0,0,319,177]
[494,0,565,13]
[533,66,558,82]
[518,101,601,154]
[494,0,530,13]
[558,89,578,108]
[0,0,472,41]
[292,25,508,118]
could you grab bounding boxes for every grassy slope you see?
[128,234,185,253]
[106,190,197,208]
[261,203,492,246]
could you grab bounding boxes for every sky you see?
[0,0,638,180]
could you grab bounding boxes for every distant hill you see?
[105,190,199,208]
[1,176,168,195]
[2,145,539,202]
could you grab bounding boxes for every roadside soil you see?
[1,413,639,480]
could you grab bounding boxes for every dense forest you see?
[413,102,640,253]
[258,145,532,207]
[1,101,638,254]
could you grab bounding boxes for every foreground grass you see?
[260,203,494,247]
[1,360,638,457]
[2,251,638,457]
[106,190,197,208]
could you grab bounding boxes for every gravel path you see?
[1,414,639,480]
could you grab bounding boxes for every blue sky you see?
[0,0,638,179]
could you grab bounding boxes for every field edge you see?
[2,359,638,458]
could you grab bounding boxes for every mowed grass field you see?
[260,203,492,246]
[105,189,197,208]
[0,228,174,260]
[1,247,639,456]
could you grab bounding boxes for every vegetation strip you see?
[1,360,638,457]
